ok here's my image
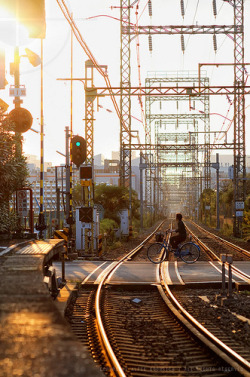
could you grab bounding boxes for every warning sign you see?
[17,190,28,217]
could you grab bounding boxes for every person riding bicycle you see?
[167,213,187,250]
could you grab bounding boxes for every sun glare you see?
[0,6,29,47]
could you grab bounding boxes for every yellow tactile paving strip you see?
[16,240,62,255]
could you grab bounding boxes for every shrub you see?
[0,204,19,234]
[100,218,118,235]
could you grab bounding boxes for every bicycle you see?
[147,236,200,264]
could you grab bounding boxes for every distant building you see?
[94,158,139,193]
[25,154,52,172]
[210,154,250,189]
[112,150,138,161]
[211,154,250,169]
[26,151,250,214]
[94,153,105,168]
[25,153,140,214]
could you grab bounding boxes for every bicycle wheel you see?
[179,242,200,263]
[147,242,166,264]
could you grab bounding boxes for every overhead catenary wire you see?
[213,72,249,144]
[56,0,141,143]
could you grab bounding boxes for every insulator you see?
[212,0,217,17]
[148,34,153,52]
[213,34,217,52]
[148,0,152,17]
[181,34,185,53]
[180,0,185,18]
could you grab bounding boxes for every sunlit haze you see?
[1,0,250,166]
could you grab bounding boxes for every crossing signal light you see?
[71,136,86,167]
[8,107,33,133]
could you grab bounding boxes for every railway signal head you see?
[71,135,86,167]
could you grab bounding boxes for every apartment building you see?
[26,153,140,214]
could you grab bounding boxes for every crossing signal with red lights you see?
[71,136,87,167]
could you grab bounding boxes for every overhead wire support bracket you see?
[198,63,250,92]
[122,24,241,35]
[89,85,250,97]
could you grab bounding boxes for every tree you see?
[72,182,83,207]
[94,183,140,223]
[220,180,233,217]
[200,188,215,215]
[0,121,29,233]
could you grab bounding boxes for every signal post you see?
[58,60,106,255]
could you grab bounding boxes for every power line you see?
[56,0,139,142]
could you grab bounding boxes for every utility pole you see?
[55,167,60,228]
[14,47,22,109]
[65,126,70,218]
[13,46,23,162]
[37,39,46,239]
[65,126,74,254]
[212,153,220,231]
[216,153,220,231]
[139,152,147,229]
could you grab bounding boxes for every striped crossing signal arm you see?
[54,228,69,242]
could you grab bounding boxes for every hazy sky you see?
[1,0,250,166]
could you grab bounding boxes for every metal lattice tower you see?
[120,0,131,189]
[85,61,95,167]
[155,120,200,217]
[233,0,246,236]
[145,72,210,217]
[84,60,95,253]
[120,1,245,233]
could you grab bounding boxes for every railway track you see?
[185,221,250,287]
[65,221,250,377]
[169,287,250,364]
[185,220,250,262]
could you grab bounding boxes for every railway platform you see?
[0,240,103,377]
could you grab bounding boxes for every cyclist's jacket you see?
[176,220,186,238]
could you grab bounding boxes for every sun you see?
[0,5,29,47]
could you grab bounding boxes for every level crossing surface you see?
[53,260,250,286]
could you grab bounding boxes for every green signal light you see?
[76,141,81,146]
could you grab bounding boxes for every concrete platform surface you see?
[0,240,103,377]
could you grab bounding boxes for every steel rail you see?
[94,220,165,377]
[189,220,250,259]
[185,222,250,282]
[185,223,219,261]
[158,264,250,376]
